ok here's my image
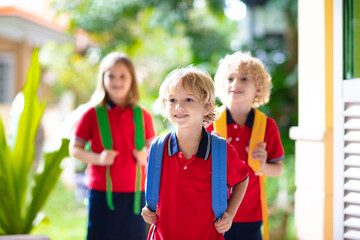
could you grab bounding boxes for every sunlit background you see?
[0,0,298,239]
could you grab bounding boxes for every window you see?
[0,53,15,103]
[334,0,360,238]
[344,0,360,79]
[338,0,360,239]
[343,103,360,239]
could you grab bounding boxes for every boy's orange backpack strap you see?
[248,109,266,173]
[214,107,269,240]
[213,105,227,139]
[248,108,269,240]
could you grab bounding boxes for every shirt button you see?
[235,137,240,141]
[234,125,238,129]
[184,166,187,170]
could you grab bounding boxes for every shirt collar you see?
[167,128,211,160]
[106,99,117,109]
[105,99,132,111]
[226,107,255,127]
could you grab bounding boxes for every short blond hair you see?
[90,52,139,107]
[214,51,272,108]
[159,66,217,126]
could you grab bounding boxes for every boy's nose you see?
[175,104,184,110]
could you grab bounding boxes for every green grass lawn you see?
[31,180,87,240]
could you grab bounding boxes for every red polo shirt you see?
[74,103,156,192]
[148,129,248,240]
[207,108,284,222]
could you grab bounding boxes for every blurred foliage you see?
[43,0,239,133]
[39,43,98,105]
[41,0,298,239]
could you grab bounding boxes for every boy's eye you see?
[120,74,126,79]
[185,98,193,102]
[168,98,176,103]
[241,77,248,81]
[227,77,234,82]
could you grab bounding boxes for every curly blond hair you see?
[214,51,272,108]
[158,66,217,126]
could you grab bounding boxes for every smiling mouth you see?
[175,114,189,118]
[113,86,124,90]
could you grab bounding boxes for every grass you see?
[31,180,87,240]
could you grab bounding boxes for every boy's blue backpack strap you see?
[145,132,172,212]
[211,134,228,220]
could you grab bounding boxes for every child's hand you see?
[246,142,267,172]
[214,211,233,233]
[141,206,158,224]
[133,149,147,166]
[98,150,118,166]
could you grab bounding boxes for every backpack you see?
[94,104,145,213]
[214,105,269,240]
[145,131,228,219]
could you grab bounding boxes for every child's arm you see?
[250,142,283,177]
[263,161,282,177]
[214,177,249,233]
[69,139,118,166]
[141,206,158,224]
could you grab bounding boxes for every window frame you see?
[0,53,15,103]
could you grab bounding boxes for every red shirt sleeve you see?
[226,142,249,187]
[265,118,285,163]
[74,107,96,143]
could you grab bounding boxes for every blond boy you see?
[142,66,249,240]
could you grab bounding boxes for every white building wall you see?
[291,0,328,239]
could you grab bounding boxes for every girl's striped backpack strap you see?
[133,105,145,150]
[94,105,112,149]
[94,105,115,211]
[132,105,146,215]
[210,134,228,220]
[145,132,172,212]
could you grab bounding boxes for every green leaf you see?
[0,116,11,183]
[24,138,69,232]
[0,116,16,233]
[11,49,46,222]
